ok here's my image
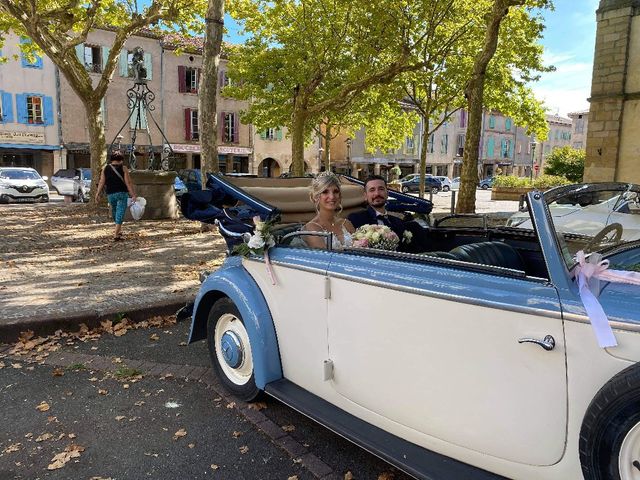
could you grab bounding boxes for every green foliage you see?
[114,366,143,378]
[493,174,570,189]
[543,146,585,182]
[532,174,571,189]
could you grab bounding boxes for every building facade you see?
[568,110,589,149]
[0,32,61,178]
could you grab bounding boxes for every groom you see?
[347,175,408,241]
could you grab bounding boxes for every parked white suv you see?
[50,168,92,202]
[0,167,49,203]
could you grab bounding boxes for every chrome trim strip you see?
[325,270,563,319]
[562,312,640,333]
[245,257,328,276]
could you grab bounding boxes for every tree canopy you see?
[544,145,585,182]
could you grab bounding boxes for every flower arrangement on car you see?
[352,224,400,251]
[234,216,277,257]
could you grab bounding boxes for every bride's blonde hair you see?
[309,172,342,213]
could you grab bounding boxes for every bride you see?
[304,171,355,249]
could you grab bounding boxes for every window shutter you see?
[219,112,225,142]
[143,52,152,80]
[259,129,267,140]
[233,113,239,143]
[34,55,43,69]
[487,137,495,157]
[276,128,282,141]
[489,116,495,129]
[119,50,128,77]
[140,104,148,129]
[185,108,191,140]
[505,118,511,131]
[197,68,202,92]
[509,140,514,158]
[101,47,110,71]
[43,96,54,126]
[75,44,84,63]
[1,92,13,122]
[16,94,28,124]
[100,97,107,126]
[219,70,225,87]
[178,66,186,93]
[460,109,467,128]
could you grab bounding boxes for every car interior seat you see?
[449,241,525,271]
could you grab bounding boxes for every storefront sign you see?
[169,144,253,156]
[0,131,46,144]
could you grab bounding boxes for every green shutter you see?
[119,50,128,77]
[75,44,84,64]
[143,52,152,80]
[101,47,110,72]
[276,128,283,141]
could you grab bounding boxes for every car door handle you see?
[518,335,555,351]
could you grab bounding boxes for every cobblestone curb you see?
[0,296,193,343]
[2,348,337,480]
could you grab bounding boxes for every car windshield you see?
[0,169,41,180]
[542,184,640,268]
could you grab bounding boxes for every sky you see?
[223,0,599,119]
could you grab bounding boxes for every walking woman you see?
[95,151,137,241]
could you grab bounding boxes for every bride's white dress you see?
[306,221,353,249]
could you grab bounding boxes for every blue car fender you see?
[188,256,282,389]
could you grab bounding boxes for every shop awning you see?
[0,143,61,150]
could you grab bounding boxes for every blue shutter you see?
[489,116,495,129]
[487,137,495,157]
[143,52,152,80]
[16,94,28,124]
[43,96,54,126]
[102,47,110,72]
[76,44,85,64]
[140,105,148,129]
[1,92,13,122]
[119,50,128,77]
[505,118,511,131]
[34,55,43,69]
[501,139,506,157]
[509,140,514,158]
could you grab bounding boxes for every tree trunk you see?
[199,0,225,188]
[323,121,332,171]
[418,117,429,199]
[456,0,520,214]
[86,100,107,206]
[290,108,307,176]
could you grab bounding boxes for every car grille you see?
[11,185,38,193]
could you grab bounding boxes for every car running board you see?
[264,379,508,480]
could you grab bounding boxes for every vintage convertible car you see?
[182,178,640,480]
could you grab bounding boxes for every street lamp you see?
[529,140,537,182]
[345,138,352,176]
[116,134,124,151]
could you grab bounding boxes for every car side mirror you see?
[73,176,80,180]
[42,176,49,181]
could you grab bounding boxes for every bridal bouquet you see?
[352,224,399,251]
[234,216,276,256]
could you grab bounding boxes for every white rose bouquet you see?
[234,216,277,256]
[352,224,399,251]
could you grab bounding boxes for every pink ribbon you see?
[573,250,640,348]
[264,249,277,286]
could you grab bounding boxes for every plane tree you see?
[0,0,206,199]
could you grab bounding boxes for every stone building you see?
[536,114,573,169]
[0,32,61,178]
[568,110,589,149]
[585,0,640,183]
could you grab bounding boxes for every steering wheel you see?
[584,222,624,252]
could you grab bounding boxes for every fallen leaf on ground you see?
[282,424,295,432]
[232,431,242,438]
[47,444,85,470]
[150,334,160,341]
[12,363,22,369]
[173,428,187,440]
[98,389,108,395]
[36,401,50,412]
[248,401,268,411]
[134,401,145,406]
[52,368,65,377]
[239,445,249,454]
[188,443,195,448]
[115,416,126,421]
[36,433,53,442]
[68,433,77,439]
[3,443,21,453]
[210,464,219,470]
[378,473,395,480]
[288,476,299,480]
[226,402,236,409]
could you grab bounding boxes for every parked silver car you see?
[50,168,92,202]
[433,176,452,191]
[0,167,49,203]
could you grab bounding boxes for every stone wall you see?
[585,0,640,183]
[127,170,178,220]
